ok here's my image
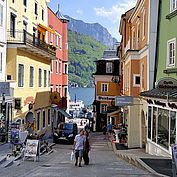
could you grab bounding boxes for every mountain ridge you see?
[65,15,117,48]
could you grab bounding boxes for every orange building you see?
[93,49,121,131]
[119,0,159,148]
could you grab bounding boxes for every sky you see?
[49,0,136,41]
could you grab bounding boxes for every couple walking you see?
[73,129,90,167]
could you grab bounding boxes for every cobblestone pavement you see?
[0,133,157,177]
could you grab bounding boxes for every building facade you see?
[119,0,159,148]
[93,49,121,131]
[48,6,69,126]
[141,0,177,157]
[6,0,56,136]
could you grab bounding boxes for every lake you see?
[68,87,95,106]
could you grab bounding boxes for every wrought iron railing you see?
[7,30,56,56]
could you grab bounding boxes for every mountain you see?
[68,30,107,87]
[65,15,117,48]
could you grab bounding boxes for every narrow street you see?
[0,133,156,177]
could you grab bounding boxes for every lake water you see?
[68,87,95,106]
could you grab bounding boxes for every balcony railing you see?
[7,30,56,57]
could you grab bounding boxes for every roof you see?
[140,88,177,100]
[55,4,69,22]
[103,50,118,59]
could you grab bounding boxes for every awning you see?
[140,88,177,100]
[107,110,120,116]
[57,108,71,118]
[38,23,55,33]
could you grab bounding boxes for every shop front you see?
[141,77,177,157]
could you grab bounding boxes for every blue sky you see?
[49,0,136,41]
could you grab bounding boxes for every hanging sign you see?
[115,96,133,106]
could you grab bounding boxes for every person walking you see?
[107,122,112,136]
[102,125,107,139]
[73,129,86,167]
[83,130,90,165]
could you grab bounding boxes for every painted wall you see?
[156,0,177,81]
[0,0,7,81]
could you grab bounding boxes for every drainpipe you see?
[153,0,161,88]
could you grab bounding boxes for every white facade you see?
[0,0,7,81]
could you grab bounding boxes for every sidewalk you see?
[109,136,172,177]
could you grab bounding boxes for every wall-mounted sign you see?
[156,77,177,89]
[115,96,133,106]
[96,96,115,101]
[0,82,10,96]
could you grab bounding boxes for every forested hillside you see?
[68,30,107,87]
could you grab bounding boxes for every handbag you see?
[70,151,74,161]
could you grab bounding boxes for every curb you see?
[111,142,169,177]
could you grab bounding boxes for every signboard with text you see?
[156,77,177,89]
[115,96,133,106]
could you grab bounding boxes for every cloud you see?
[94,0,136,24]
[76,9,83,15]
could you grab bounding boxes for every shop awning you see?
[57,108,71,118]
[140,88,177,100]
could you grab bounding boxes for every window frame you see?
[38,68,42,87]
[170,0,177,12]
[44,69,47,87]
[29,66,34,87]
[42,110,46,129]
[106,62,113,73]
[101,83,108,92]
[23,0,27,7]
[42,8,44,21]
[133,74,140,87]
[56,60,58,74]
[18,64,24,87]
[0,4,3,27]
[166,38,176,68]
[34,2,38,15]
[64,63,68,74]
[100,104,107,113]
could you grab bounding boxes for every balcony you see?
[7,30,56,60]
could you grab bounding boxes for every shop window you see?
[42,110,46,128]
[157,108,169,149]
[148,106,152,139]
[37,111,40,131]
[48,109,51,125]
[170,111,176,145]
[152,107,157,143]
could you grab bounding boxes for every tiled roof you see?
[140,88,177,100]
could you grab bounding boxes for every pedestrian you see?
[73,129,86,167]
[102,125,107,139]
[83,130,90,165]
[107,122,112,136]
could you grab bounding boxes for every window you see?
[44,70,47,87]
[56,35,59,46]
[106,62,113,73]
[132,29,135,49]
[137,22,140,49]
[18,64,24,87]
[0,4,3,26]
[59,87,62,97]
[0,52,2,72]
[167,38,176,67]
[35,2,38,15]
[133,74,140,87]
[64,87,67,97]
[42,110,46,128]
[23,0,27,6]
[51,61,53,72]
[101,83,108,92]
[29,66,34,87]
[56,85,59,92]
[142,10,146,39]
[50,32,53,43]
[59,36,62,48]
[50,85,53,93]
[171,0,177,11]
[38,68,42,87]
[42,9,44,21]
[64,63,68,74]
[100,104,107,113]
[48,71,50,87]
[37,111,40,131]
[56,60,58,73]
[48,109,51,125]
[59,62,62,73]
[10,13,16,37]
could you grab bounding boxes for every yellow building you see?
[6,0,56,136]
[93,49,121,131]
